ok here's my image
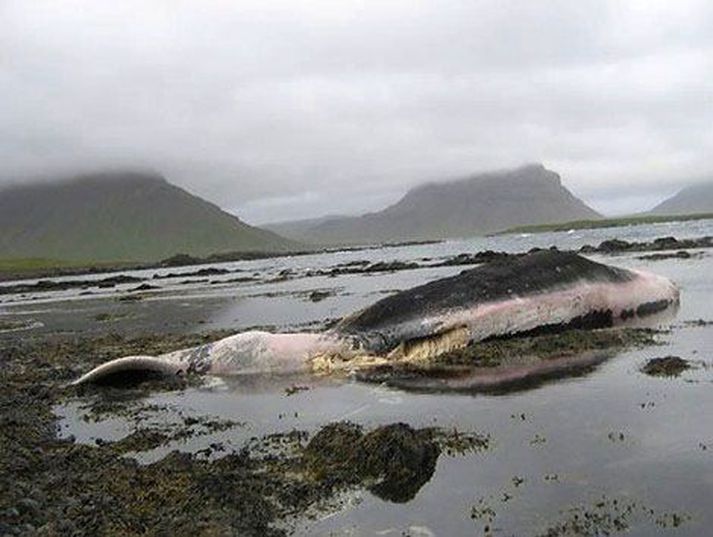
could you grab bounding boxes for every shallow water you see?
[19,220,713,535]
[2,218,712,337]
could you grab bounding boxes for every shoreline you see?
[497,212,713,235]
[0,239,444,283]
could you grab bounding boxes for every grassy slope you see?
[0,172,301,263]
[0,258,143,281]
[0,258,85,272]
[498,212,713,235]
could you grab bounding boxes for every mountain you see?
[648,182,713,216]
[266,164,601,245]
[265,215,348,241]
[0,170,300,262]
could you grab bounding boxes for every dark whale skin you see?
[332,250,642,354]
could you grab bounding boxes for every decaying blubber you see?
[72,250,679,385]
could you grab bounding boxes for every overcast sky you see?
[1,0,711,223]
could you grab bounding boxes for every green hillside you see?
[499,212,713,235]
[0,171,300,262]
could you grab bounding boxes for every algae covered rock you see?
[304,422,440,503]
[354,423,440,502]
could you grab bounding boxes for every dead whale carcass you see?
[72,251,679,385]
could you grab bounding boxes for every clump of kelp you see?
[0,331,489,536]
[535,496,689,536]
[641,355,693,377]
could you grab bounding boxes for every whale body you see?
[72,251,679,385]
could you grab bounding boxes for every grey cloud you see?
[0,0,711,223]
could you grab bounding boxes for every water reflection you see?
[356,350,613,395]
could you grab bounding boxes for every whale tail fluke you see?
[70,355,183,387]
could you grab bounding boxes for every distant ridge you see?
[266,164,601,245]
[0,170,300,262]
[649,182,713,216]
